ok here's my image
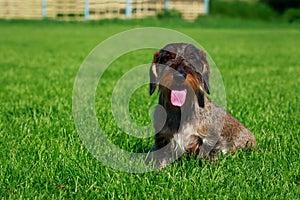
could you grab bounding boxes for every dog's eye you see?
[190,54,196,60]
[165,54,173,60]
[159,54,172,63]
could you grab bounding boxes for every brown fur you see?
[148,43,256,167]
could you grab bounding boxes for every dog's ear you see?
[200,50,210,94]
[196,89,205,108]
[150,52,160,95]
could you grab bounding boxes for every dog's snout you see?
[173,71,186,83]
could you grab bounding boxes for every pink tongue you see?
[171,89,187,107]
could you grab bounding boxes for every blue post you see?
[165,0,170,10]
[84,0,89,21]
[204,0,210,15]
[41,0,47,19]
[126,0,131,19]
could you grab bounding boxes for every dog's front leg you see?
[198,129,220,159]
[147,138,181,168]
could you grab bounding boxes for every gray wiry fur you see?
[148,43,256,167]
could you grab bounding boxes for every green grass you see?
[0,18,299,199]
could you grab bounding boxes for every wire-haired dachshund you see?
[148,43,256,167]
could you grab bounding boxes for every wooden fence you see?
[0,0,206,21]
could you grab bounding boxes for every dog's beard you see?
[170,89,187,107]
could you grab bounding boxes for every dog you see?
[147,43,256,167]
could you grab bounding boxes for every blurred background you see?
[0,0,299,23]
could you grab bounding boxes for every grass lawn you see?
[0,18,299,199]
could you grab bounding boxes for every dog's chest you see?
[174,123,200,151]
[172,106,212,152]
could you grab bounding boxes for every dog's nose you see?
[173,71,186,83]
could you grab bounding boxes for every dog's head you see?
[150,43,210,108]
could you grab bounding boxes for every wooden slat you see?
[0,0,205,21]
[170,0,204,21]
[0,0,42,19]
